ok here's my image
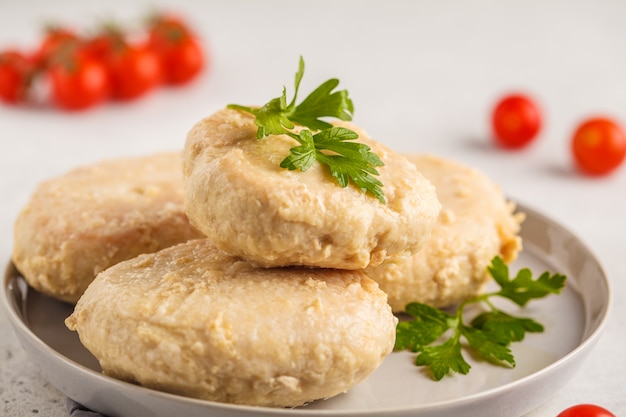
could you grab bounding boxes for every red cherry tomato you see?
[49,53,110,110]
[148,15,204,84]
[148,14,194,45]
[106,42,162,100]
[557,404,616,417]
[82,33,117,61]
[34,27,79,69]
[157,36,204,84]
[491,94,542,148]
[0,50,34,103]
[571,117,626,176]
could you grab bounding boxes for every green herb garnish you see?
[227,57,385,203]
[395,256,566,380]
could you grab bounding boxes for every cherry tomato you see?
[105,42,162,100]
[148,15,204,84]
[557,404,616,417]
[82,33,117,61]
[0,50,34,103]
[571,117,626,176]
[491,94,542,148]
[148,14,193,45]
[34,27,79,69]
[49,53,110,110]
[157,36,204,84]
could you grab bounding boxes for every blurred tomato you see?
[34,27,79,69]
[557,404,616,417]
[49,52,110,110]
[156,36,204,84]
[148,14,205,84]
[106,42,162,100]
[82,33,118,61]
[571,117,626,176]
[0,50,34,103]
[148,14,194,44]
[491,94,542,148]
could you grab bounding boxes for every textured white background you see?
[1,0,625,416]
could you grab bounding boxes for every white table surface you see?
[1,0,624,416]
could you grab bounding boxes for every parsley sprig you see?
[227,57,385,203]
[395,256,566,381]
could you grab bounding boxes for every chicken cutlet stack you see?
[65,108,442,407]
[14,100,524,407]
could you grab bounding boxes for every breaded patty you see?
[12,152,203,303]
[365,154,524,311]
[65,239,397,408]
[183,108,441,270]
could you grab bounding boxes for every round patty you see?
[365,154,524,311]
[13,152,203,303]
[65,238,397,407]
[183,108,441,270]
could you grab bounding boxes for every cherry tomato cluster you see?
[0,13,205,110]
[491,94,626,177]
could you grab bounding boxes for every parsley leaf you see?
[470,310,544,345]
[395,302,455,351]
[416,337,471,381]
[460,325,515,367]
[227,56,385,203]
[289,78,354,130]
[281,127,385,203]
[395,256,566,380]
[488,256,566,306]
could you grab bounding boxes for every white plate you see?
[1,204,611,417]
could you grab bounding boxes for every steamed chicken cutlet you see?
[65,238,397,408]
[12,152,203,303]
[365,154,524,312]
[183,108,441,270]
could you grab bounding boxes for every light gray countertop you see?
[1,1,625,416]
